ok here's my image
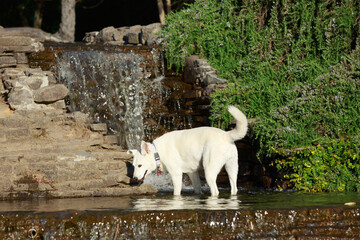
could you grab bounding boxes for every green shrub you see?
[162,0,360,191]
[272,139,360,191]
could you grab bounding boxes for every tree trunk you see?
[34,0,44,29]
[157,0,166,24]
[165,0,171,14]
[58,0,76,42]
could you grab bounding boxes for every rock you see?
[194,58,210,67]
[204,72,227,85]
[127,32,139,45]
[71,111,90,124]
[48,100,66,110]
[0,68,61,110]
[0,27,62,42]
[145,33,161,46]
[0,36,44,53]
[14,52,28,64]
[183,55,200,84]
[97,26,120,42]
[183,90,202,99]
[33,84,69,103]
[26,77,44,90]
[89,123,108,134]
[0,36,33,46]
[8,88,34,109]
[82,23,162,46]
[0,56,16,68]
[25,69,53,86]
[141,23,162,45]
[1,68,26,83]
[144,22,162,34]
[83,31,98,44]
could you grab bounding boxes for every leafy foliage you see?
[272,139,360,191]
[162,0,360,191]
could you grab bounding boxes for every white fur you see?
[130,106,248,196]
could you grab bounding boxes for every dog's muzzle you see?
[131,170,148,185]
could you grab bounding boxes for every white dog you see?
[129,106,248,196]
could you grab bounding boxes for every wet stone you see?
[0,208,358,239]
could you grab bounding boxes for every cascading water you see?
[48,43,194,150]
[54,50,149,149]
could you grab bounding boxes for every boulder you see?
[33,84,69,103]
[141,23,162,45]
[97,26,121,42]
[8,88,34,109]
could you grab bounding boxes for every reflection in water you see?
[143,171,211,192]
[0,197,132,212]
[0,191,358,213]
[132,195,240,211]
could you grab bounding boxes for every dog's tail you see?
[227,105,248,142]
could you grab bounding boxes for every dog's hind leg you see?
[203,151,222,196]
[187,171,202,194]
[204,169,219,196]
[225,156,238,195]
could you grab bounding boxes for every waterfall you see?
[54,50,149,149]
[45,43,194,150]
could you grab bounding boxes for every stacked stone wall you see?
[0,27,68,111]
[0,27,157,199]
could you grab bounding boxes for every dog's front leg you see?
[170,172,183,196]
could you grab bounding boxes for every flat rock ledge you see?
[0,108,157,200]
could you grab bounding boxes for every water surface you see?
[0,190,358,213]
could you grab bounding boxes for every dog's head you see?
[128,141,157,183]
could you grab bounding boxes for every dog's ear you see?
[141,141,151,154]
[127,150,137,156]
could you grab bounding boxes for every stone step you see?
[0,139,102,155]
[0,113,102,134]
[89,123,108,134]
[53,179,106,191]
[49,184,156,198]
[0,128,31,138]
[0,143,131,162]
